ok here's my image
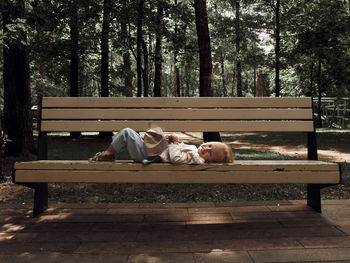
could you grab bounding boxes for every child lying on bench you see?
[88,128,234,164]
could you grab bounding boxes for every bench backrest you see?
[39,97,314,133]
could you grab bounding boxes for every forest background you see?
[1,0,350,157]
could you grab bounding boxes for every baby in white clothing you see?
[89,128,234,164]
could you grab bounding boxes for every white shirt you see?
[159,142,205,164]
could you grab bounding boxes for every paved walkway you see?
[1,200,350,263]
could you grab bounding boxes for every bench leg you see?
[307,184,322,213]
[307,184,336,213]
[33,183,48,217]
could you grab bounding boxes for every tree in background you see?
[232,0,242,97]
[272,0,281,97]
[1,0,350,127]
[69,0,81,137]
[3,0,35,156]
[194,0,212,97]
[69,0,79,98]
[153,0,165,97]
[283,0,350,125]
[120,0,133,97]
[136,0,145,97]
[101,0,110,97]
[194,0,221,142]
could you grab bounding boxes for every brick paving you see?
[1,200,350,263]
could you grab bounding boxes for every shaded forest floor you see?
[1,130,349,204]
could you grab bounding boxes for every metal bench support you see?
[33,183,48,217]
[307,184,337,213]
[31,125,48,217]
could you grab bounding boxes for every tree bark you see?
[235,0,242,97]
[153,1,164,97]
[70,1,79,98]
[123,53,133,96]
[254,66,256,97]
[317,58,322,128]
[69,0,81,137]
[175,64,181,96]
[257,71,263,97]
[194,0,221,142]
[194,0,213,97]
[275,0,281,97]
[219,45,226,97]
[173,0,181,97]
[308,61,314,97]
[121,2,133,97]
[101,0,110,97]
[142,38,149,97]
[136,0,145,97]
[3,0,35,156]
[99,0,113,138]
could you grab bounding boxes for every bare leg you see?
[107,145,116,154]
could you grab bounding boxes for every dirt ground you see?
[230,141,350,163]
[179,132,350,163]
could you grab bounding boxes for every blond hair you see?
[211,142,234,163]
[222,143,234,163]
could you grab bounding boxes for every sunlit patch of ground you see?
[229,141,350,163]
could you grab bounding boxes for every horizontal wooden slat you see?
[42,109,313,120]
[15,160,340,171]
[15,170,340,184]
[41,120,314,132]
[42,97,312,108]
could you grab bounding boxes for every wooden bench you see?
[13,97,342,217]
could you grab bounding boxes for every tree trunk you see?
[231,70,236,96]
[70,1,79,98]
[257,71,263,97]
[219,46,226,97]
[136,0,145,97]
[317,58,322,128]
[69,0,81,137]
[148,34,154,92]
[175,64,181,96]
[0,148,3,182]
[275,0,280,97]
[194,0,213,97]
[0,118,4,181]
[309,61,314,96]
[153,1,164,97]
[253,66,256,97]
[101,0,110,97]
[194,0,221,142]
[3,0,35,156]
[235,0,242,97]
[121,4,133,97]
[173,1,181,97]
[123,53,133,97]
[185,63,191,96]
[99,0,113,138]
[142,38,149,97]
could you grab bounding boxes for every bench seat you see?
[14,160,340,184]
